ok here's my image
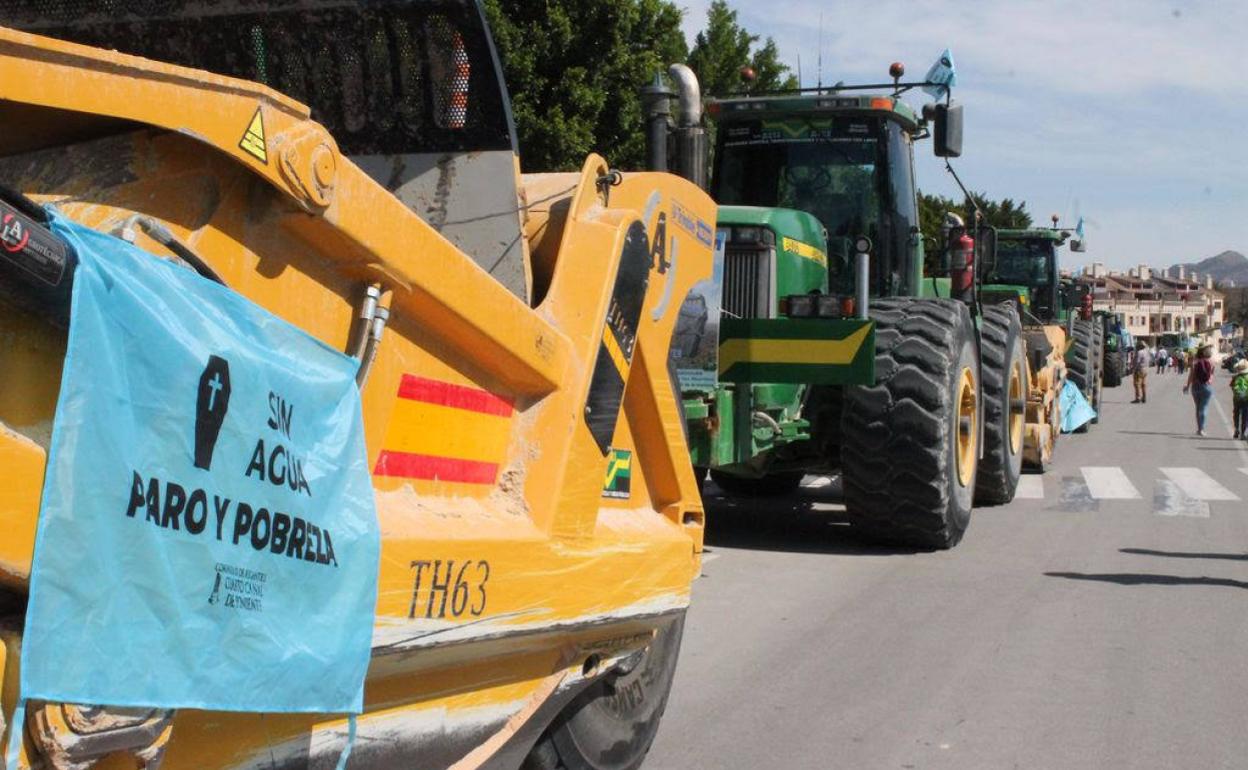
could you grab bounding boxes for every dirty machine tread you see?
[975,303,1025,505]
[841,297,978,549]
[1068,320,1094,433]
[522,616,685,770]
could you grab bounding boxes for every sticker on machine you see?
[239,106,268,164]
[602,448,632,499]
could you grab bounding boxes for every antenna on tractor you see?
[817,12,824,91]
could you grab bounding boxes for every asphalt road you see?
[648,372,1248,769]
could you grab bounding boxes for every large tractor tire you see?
[975,303,1026,505]
[1090,323,1104,424]
[708,469,804,497]
[1103,346,1124,387]
[523,616,685,770]
[1067,319,1095,434]
[841,298,979,549]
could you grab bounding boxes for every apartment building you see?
[1081,262,1224,345]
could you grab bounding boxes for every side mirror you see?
[933,101,963,157]
[1069,238,1086,253]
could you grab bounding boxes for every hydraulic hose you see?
[117,215,224,285]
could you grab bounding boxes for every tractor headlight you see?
[816,294,842,318]
[786,294,817,318]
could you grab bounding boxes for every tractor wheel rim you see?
[1008,359,1025,455]
[956,366,978,488]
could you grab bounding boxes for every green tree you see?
[918,190,1033,244]
[687,1,798,96]
[483,0,687,171]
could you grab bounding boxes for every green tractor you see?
[648,60,1026,549]
[981,224,1104,430]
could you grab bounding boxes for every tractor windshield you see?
[712,115,919,295]
[992,239,1054,287]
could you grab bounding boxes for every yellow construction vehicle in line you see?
[0,3,713,768]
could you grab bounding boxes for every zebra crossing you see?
[716,467,1247,518]
[1014,466,1248,517]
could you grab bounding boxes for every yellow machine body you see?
[0,25,710,769]
[1022,325,1068,469]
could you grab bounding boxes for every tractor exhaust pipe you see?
[667,64,707,189]
[668,64,702,126]
[641,73,675,173]
[640,66,708,188]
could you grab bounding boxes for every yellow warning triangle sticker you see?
[239,107,267,164]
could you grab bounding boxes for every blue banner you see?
[1060,380,1097,433]
[20,212,379,715]
[922,48,957,98]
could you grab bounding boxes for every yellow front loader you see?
[1021,324,1068,470]
[0,3,712,768]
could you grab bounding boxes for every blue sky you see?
[677,0,1248,271]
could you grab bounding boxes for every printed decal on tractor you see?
[374,375,514,484]
[407,559,490,619]
[239,107,268,164]
[671,201,714,247]
[717,318,875,386]
[781,236,828,267]
[585,221,651,454]
[0,200,71,286]
[602,448,632,499]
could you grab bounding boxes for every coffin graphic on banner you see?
[18,211,380,720]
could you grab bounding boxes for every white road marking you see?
[1160,467,1240,501]
[1080,467,1141,499]
[1154,479,1212,518]
[700,552,720,564]
[1015,475,1045,499]
[801,476,833,489]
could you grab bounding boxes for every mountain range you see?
[1171,251,1248,287]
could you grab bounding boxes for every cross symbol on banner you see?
[207,372,224,411]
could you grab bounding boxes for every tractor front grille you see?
[722,245,773,319]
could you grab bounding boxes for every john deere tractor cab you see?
[649,57,1028,548]
[711,96,927,303]
[983,228,1067,321]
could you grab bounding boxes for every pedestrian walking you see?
[1131,343,1150,404]
[1183,343,1216,436]
[1155,348,1167,375]
[1231,358,1248,440]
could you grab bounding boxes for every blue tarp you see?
[1060,380,1097,433]
[19,211,379,715]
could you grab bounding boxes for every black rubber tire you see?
[1103,347,1124,387]
[841,297,979,549]
[975,303,1026,505]
[1090,324,1104,424]
[708,469,804,497]
[1067,320,1094,434]
[523,616,685,770]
